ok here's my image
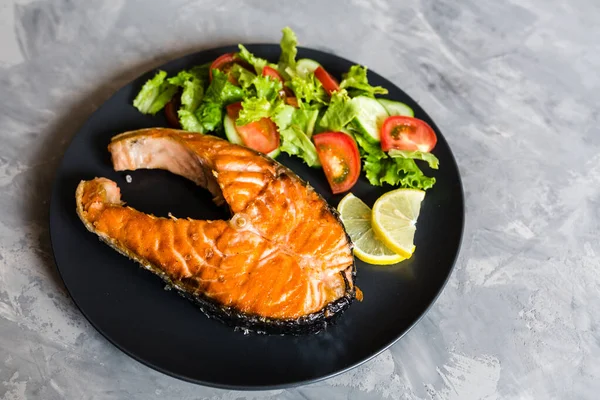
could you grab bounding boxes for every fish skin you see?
[76,128,357,334]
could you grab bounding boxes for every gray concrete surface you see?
[0,0,599,398]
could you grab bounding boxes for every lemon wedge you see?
[371,189,425,258]
[337,193,406,265]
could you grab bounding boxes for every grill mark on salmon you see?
[76,128,357,334]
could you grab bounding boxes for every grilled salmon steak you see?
[76,128,357,334]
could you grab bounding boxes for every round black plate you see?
[49,45,464,389]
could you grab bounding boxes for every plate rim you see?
[48,43,465,390]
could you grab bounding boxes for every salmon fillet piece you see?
[76,128,357,333]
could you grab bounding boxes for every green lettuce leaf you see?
[204,69,245,105]
[195,102,223,133]
[166,70,191,87]
[352,129,436,189]
[340,65,388,98]
[389,149,439,169]
[181,78,204,112]
[172,68,241,134]
[167,71,203,112]
[271,104,295,130]
[278,27,298,79]
[272,106,321,167]
[178,109,204,132]
[230,64,257,90]
[236,97,272,124]
[133,70,178,115]
[237,97,285,126]
[287,73,328,107]
[189,64,211,80]
[291,108,319,137]
[253,74,283,99]
[237,45,272,75]
[167,64,209,87]
[280,126,321,167]
[272,106,316,135]
[364,154,436,189]
[353,129,385,158]
[319,90,359,131]
[167,65,210,113]
[236,75,285,125]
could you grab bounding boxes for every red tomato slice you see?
[313,132,361,194]
[263,66,295,99]
[209,53,237,81]
[210,53,254,85]
[380,116,437,152]
[164,94,181,128]
[314,66,340,95]
[164,100,180,128]
[262,66,284,83]
[226,102,280,154]
[226,102,243,118]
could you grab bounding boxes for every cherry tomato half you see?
[380,116,437,152]
[226,102,280,154]
[313,132,361,194]
[314,66,340,95]
[262,66,295,98]
[164,93,181,128]
[209,53,238,81]
[262,66,284,83]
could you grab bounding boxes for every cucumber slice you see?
[296,59,321,79]
[223,115,244,145]
[378,99,414,117]
[224,115,281,159]
[267,148,281,159]
[352,96,389,142]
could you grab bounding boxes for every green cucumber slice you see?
[378,99,414,117]
[352,96,389,142]
[267,148,281,159]
[223,114,244,145]
[296,59,321,79]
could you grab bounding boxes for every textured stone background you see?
[1,0,599,399]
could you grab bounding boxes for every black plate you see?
[49,45,464,389]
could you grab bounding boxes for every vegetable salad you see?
[133,27,439,194]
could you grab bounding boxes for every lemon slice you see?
[337,193,406,265]
[371,189,425,258]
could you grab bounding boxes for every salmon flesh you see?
[76,128,357,334]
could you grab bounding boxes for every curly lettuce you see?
[353,130,436,190]
[133,71,178,115]
[236,75,284,125]
[237,45,272,75]
[278,27,298,80]
[340,65,388,98]
[318,90,358,131]
[274,105,320,167]
[389,149,439,169]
